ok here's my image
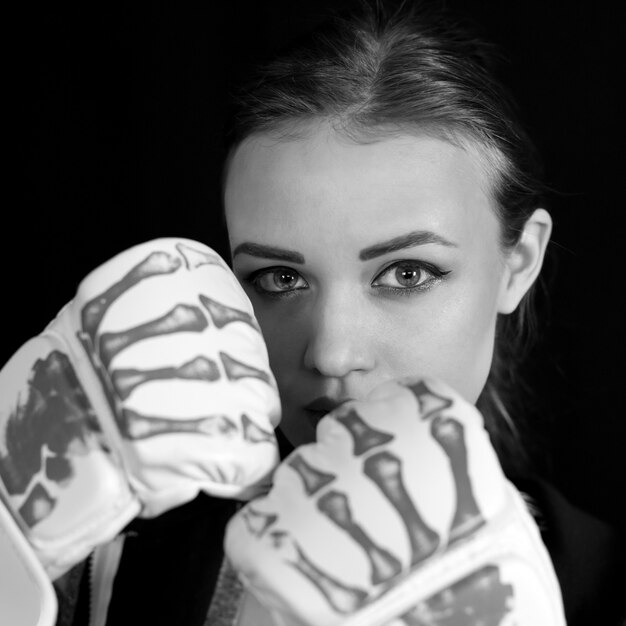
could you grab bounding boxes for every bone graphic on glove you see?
[408,380,453,420]
[176,241,226,271]
[241,506,278,537]
[76,249,274,444]
[79,245,277,453]
[112,356,221,400]
[335,408,394,456]
[98,304,208,368]
[116,409,237,440]
[81,250,183,341]
[241,414,276,444]
[200,294,261,332]
[318,490,403,584]
[288,453,336,495]
[221,352,272,385]
[79,242,225,341]
[363,451,440,567]
[398,564,513,626]
[431,415,485,542]
[278,531,370,614]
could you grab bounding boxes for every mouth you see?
[303,397,353,427]
[303,408,331,425]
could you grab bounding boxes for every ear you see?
[497,208,553,314]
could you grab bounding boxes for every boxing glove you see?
[0,237,281,595]
[224,377,566,626]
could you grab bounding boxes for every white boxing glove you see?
[0,237,281,588]
[224,378,566,626]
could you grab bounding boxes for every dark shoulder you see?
[512,476,626,626]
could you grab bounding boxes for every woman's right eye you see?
[246,267,309,296]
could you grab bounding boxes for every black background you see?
[5,1,625,527]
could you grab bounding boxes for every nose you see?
[303,291,375,378]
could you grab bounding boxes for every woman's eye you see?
[248,267,308,295]
[372,261,449,293]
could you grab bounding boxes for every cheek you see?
[255,308,316,447]
[255,306,305,375]
[380,293,498,403]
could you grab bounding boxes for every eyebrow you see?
[359,230,458,261]
[231,242,305,264]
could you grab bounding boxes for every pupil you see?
[396,266,420,286]
[275,270,296,288]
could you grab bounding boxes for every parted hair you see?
[223,0,551,478]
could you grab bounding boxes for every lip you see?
[303,396,354,426]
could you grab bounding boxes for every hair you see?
[222,0,551,477]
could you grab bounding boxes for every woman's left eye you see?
[372,261,449,293]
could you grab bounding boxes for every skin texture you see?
[224,123,551,448]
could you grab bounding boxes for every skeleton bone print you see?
[224,379,559,626]
[0,238,280,576]
[76,241,273,448]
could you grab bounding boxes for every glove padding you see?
[0,237,281,581]
[224,378,566,626]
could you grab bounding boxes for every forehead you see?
[224,125,499,246]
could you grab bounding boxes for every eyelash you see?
[243,261,450,299]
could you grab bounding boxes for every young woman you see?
[35,1,623,624]
[216,2,624,624]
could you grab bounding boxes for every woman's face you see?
[224,125,511,448]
